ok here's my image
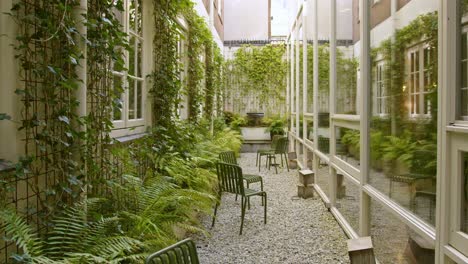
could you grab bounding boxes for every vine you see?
[372,12,438,134]
[150,0,191,127]
[185,9,212,122]
[226,44,287,115]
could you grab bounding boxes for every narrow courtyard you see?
[196,153,349,264]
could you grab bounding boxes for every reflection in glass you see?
[462,152,468,233]
[371,200,434,264]
[137,81,142,119]
[336,0,357,115]
[336,127,360,169]
[460,3,468,120]
[316,161,329,198]
[128,80,135,120]
[369,3,438,226]
[113,76,123,121]
[336,176,359,232]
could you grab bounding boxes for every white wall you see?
[192,0,223,50]
[370,0,438,47]
[224,0,269,40]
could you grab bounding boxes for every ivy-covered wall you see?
[224,44,287,116]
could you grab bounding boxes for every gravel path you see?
[195,153,350,264]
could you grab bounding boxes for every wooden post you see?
[347,237,376,264]
[297,169,314,198]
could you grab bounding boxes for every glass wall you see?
[316,161,330,198]
[335,127,360,169]
[369,1,438,226]
[285,0,468,262]
[336,176,359,232]
[317,0,331,156]
[336,0,358,115]
[371,200,434,264]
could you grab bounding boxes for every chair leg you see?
[263,193,267,224]
[284,153,289,172]
[240,197,247,235]
[259,155,261,172]
[256,153,258,166]
[260,180,264,206]
[247,182,251,209]
[211,202,218,228]
[280,153,284,167]
[274,156,278,174]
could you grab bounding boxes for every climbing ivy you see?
[150,0,191,127]
[227,44,287,114]
[372,12,438,133]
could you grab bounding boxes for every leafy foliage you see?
[226,44,287,115]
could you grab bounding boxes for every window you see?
[408,45,433,117]
[176,31,188,119]
[374,62,388,116]
[461,29,468,120]
[112,0,145,134]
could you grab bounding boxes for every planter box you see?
[241,127,270,141]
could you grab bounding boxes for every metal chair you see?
[265,137,290,174]
[212,162,267,235]
[145,238,199,264]
[257,135,282,170]
[219,151,263,193]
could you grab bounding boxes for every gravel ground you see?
[195,153,350,264]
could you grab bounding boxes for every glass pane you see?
[462,152,468,233]
[460,9,468,119]
[137,81,142,119]
[129,36,136,76]
[137,0,142,35]
[336,0,358,115]
[128,79,135,120]
[317,0,330,155]
[371,200,435,264]
[316,161,329,198]
[113,75,123,121]
[336,176,359,232]
[306,118,314,141]
[299,26,303,114]
[369,1,438,226]
[307,43,314,113]
[336,127,360,170]
[137,40,142,78]
[129,0,137,33]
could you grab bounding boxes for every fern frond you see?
[0,210,44,257]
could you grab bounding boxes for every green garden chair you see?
[145,238,199,264]
[265,137,290,174]
[219,151,264,193]
[212,162,267,235]
[256,134,282,170]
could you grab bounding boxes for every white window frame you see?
[111,0,146,138]
[374,61,388,117]
[217,0,222,17]
[407,44,433,119]
[448,133,468,257]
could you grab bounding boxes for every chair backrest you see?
[219,151,238,165]
[145,238,199,264]
[216,162,244,196]
[271,134,282,148]
[275,137,289,154]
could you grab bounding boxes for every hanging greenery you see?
[7,0,86,219]
[225,44,287,115]
[85,0,129,195]
[184,9,212,122]
[372,12,438,133]
[150,0,191,127]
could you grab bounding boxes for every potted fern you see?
[265,117,286,139]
